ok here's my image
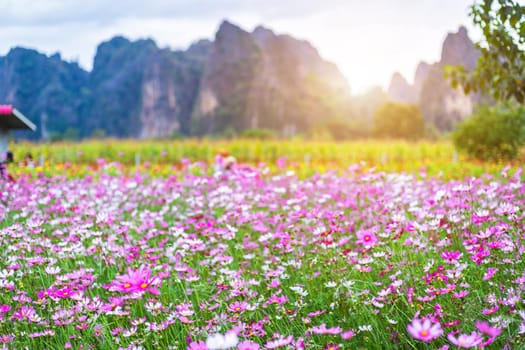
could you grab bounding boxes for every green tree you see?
[452,104,525,160]
[447,0,524,103]
[240,128,276,140]
[373,102,425,140]
[63,127,80,141]
[91,128,106,139]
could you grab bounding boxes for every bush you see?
[240,128,276,140]
[452,104,525,161]
[373,102,425,140]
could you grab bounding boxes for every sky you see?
[0,0,479,93]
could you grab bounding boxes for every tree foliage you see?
[453,104,525,160]
[373,102,425,140]
[447,0,524,103]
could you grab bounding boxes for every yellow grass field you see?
[8,139,523,179]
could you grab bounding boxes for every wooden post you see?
[304,154,310,166]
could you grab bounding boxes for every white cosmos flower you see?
[205,332,238,350]
[45,265,61,275]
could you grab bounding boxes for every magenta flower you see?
[340,330,355,340]
[237,340,260,350]
[0,334,14,343]
[311,324,342,335]
[356,229,378,246]
[482,306,499,315]
[475,320,501,338]
[0,305,11,317]
[228,301,248,313]
[447,331,483,348]
[267,295,288,305]
[266,335,293,349]
[482,267,498,281]
[52,288,75,299]
[187,340,209,350]
[323,345,340,350]
[10,305,39,323]
[440,250,462,264]
[109,265,161,295]
[407,318,443,342]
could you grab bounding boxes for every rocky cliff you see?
[1,22,482,139]
[0,20,349,139]
[387,26,482,131]
[192,21,350,135]
[0,48,88,139]
[0,37,210,139]
[85,36,209,138]
[387,72,417,104]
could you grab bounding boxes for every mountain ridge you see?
[1,21,479,139]
[387,26,482,131]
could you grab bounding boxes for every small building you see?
[0,105,37,162]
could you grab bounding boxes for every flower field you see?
[1,155,525,349]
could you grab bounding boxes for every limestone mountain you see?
[1,21,483,139]
[0,37,210,139]
[0,48,88,139]
[387,26,482,131]
[192,21,351,135]
[85,36,210,138]
[387,72,417,104]
[0,20,350,139]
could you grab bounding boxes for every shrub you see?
[373,102,425,140]
[452,104,525,161]
[240,128,276,140]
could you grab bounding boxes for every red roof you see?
[0,105,13,114]
[0,105,36,131]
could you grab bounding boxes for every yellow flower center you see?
[420,330,428,337]
[140,283,148,289]
[124,283,131,289]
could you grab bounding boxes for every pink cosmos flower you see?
[228,301,248,313]
[0,334,14,343]
[267,295,288,305]
[237,340,260,350]
[453,290,469,299]
[311,324,342,335]
[266,334,293,349]
[447,331,483,348]
[407,318,443,342]
[482,306,499,315]
[53,287,75,299]
[341,330,355,340]
[323,345,340,350]
[109,265,161,295]
[482,267,498,281]
[10,305,39,323]
[356,229,378,246]
[0,305,11,319]
[475,320,501,338]
[187,340,208,350]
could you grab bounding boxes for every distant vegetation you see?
[453,104,525,161]
[446,0,525,160]
[447,0,524,103]
[372,102,425,140]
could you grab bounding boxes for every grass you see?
[8,138,523,179]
